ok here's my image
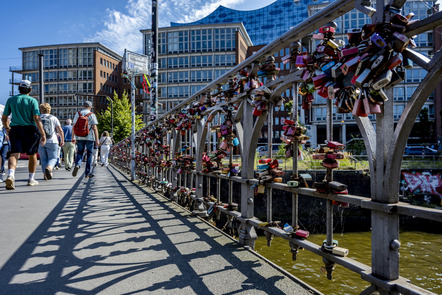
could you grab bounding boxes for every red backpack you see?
[73,111,93,137]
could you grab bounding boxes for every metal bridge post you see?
[238,98,257,249]
[266,102,274,223]
[195,119,206,217]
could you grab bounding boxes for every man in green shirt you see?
[1,80,46,189]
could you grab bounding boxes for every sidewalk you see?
[0,163,318,294]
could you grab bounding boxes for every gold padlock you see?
[257,184,266,194]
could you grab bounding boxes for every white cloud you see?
[177,0,245,23]
[84,0,150,55]
[85,0,246,55]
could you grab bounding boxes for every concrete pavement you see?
[0,162,318,294]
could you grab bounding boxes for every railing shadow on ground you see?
[0,167,317,294]
[110,0,442,293]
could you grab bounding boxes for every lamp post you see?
[150,0,159,121]
[38,54,44,104]
[111,98,114,139]
[105,95,114,139]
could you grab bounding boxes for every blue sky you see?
[0,0,275,105]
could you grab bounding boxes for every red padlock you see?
[294,229,310,239]
[253,107,262,116]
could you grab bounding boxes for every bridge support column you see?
[239,98,257,249]
[238,222,257,249]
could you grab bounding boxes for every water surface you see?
[255,231,441,294]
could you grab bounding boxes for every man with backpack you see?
[72,101,99,178]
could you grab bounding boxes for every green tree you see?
[97,91,145,142]
[416,107,432,142]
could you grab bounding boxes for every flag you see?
[144,74,151,87]
[142,74,150,93]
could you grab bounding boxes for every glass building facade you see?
[171,0,331,45]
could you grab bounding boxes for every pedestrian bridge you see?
[0,164,317,294]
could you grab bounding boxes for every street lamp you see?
[108,96,114,139]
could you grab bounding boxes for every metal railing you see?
[111,1,442,294]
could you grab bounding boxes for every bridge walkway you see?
[0,163,318,294]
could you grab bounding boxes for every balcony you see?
[9,66,23,72]
[9,78,23,84]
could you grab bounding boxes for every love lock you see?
[289,241,301,261]
[222,215,234,236]
[322,257,336,280]
[264,230,274,247]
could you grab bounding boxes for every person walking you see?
[1,80,46,189]
[72,101,99,178]
[0,103,9,183]
[38,103,64,180]
[62,119,75,171]
[0,133,10,183]
[99,131,113,167]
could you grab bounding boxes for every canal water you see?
[255,231,441,294]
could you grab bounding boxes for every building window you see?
[191,55,213,67]
[78,48,93,67]
[168,31,189,54]
[42,49,58,68]
[44,84,58,94]
[405,68,427,83]
[214,69,228,79]
[168,71,189,83]
[190,70,212,82]
[59,48,77,67]
[393,87,405,101]
[191,29,213,52]
[214,28,235,51]
[427,105,435,119]
[59,71,76,80]
[79,70,93,80]
[393,104,405,119]
[158,87,166,98]
[158,72,167,84]
[167,86,189,98]
[406,86,417,100]
[59,83,77,94]
[315,107,326,121]
[168,56,189,68]
[158,32,167,55]
[43,71,57,82]
[25,72,39,82]
[191,85,203,95]
[159,58,167,69]
[214,54,235,66]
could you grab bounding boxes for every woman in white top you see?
[98,131,113,167]
[38,103,64,180]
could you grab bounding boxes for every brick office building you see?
[9,43,124,119]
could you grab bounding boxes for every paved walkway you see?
[0,162,318,294]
